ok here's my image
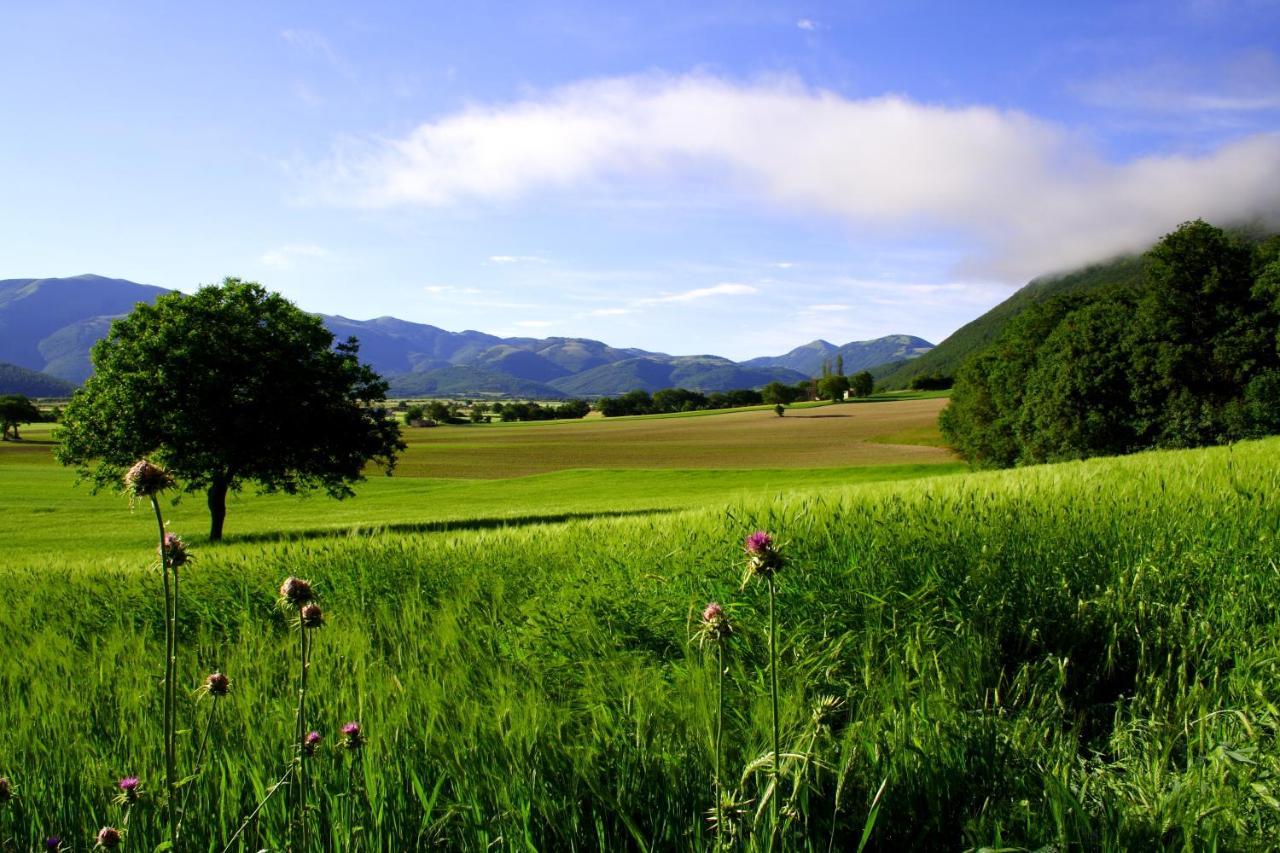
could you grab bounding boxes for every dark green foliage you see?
[54,278,404,540]
[492,399,591,421]
[817,373,850,402]
[849,371,874,398]
[941,221,1280,466]
[761,381,803,405]
[597,387,764,416]
[0,394,43,440]
[907,373,952,391]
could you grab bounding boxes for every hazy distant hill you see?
[0,274,930,397]
[0,362,76,397]
[875,256,1146,389]
[743,334,934,376]
[0,275,170,383]
[548,355,807,396]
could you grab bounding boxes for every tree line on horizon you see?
[941,220,1280,467]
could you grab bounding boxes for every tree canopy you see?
[940,221,1280,467]
[56,278,404,540]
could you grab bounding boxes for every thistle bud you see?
[45,837,62,852]
[300,603,324,629]
[278,576,314,608]
[159,532,189,568]
[701,601,732,641]
[0,776,10,802]
[96,826,122,849]
[123,459,174,498]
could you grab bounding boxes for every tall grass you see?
[0,438,1276,848]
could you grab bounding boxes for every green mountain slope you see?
[876,256,1145,389]
[743,334,934,376]
[0,362,76,397]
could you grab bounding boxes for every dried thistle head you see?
[0,776,10,802]
[123,459,173,499]
[158,532,190,568]
[95,826,122,849]
[203,671,230,697]
[300,603,324,629]
[278,576,314,609]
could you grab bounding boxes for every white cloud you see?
[424,285,482,295]
[488,254,546,264]
[807,303,850,311]
[583,307,631,317]
[316,73,1280,279]
[770,261,795,269]
[796,19,817,31]
[641,282,759,304]
[261,244,328,269]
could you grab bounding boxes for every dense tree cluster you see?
[941,221,1280,467]
[494,399,591,422]
[597,387,767,416]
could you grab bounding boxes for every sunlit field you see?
[0,407,1277,847]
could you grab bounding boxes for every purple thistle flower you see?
[278,576,314,608]
[702,602,724,623]
[744,530,784,578]
[123,459,174,498]
[45,837,62,852]
[341,721,365,750]
[0,776,10,802]
[204,671,230,697]
[96,826,122,849]
[117,776,139,803]
[744,531,774,554]
[158,532,189,568]
[304,729,322,756]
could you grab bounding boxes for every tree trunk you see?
[208,476,229,542]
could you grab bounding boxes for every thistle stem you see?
[293,616,310,851]
[150,495,177,851]
[768,576,781,837]
[714,641,725,847]
[178,697,221,828]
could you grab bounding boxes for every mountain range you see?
[0,275,933,398]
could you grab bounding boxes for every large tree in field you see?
[56,278,404,541]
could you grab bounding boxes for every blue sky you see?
[3,1,1279,359]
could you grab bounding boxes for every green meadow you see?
[0,404,1278,849]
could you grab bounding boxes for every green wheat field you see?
[1,403,1278,849]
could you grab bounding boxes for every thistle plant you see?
[697,601,733,846]
[743,530,785,838]
[124,459,183,850]
[279,577,322,851]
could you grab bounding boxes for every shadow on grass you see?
[222,507,678,546]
